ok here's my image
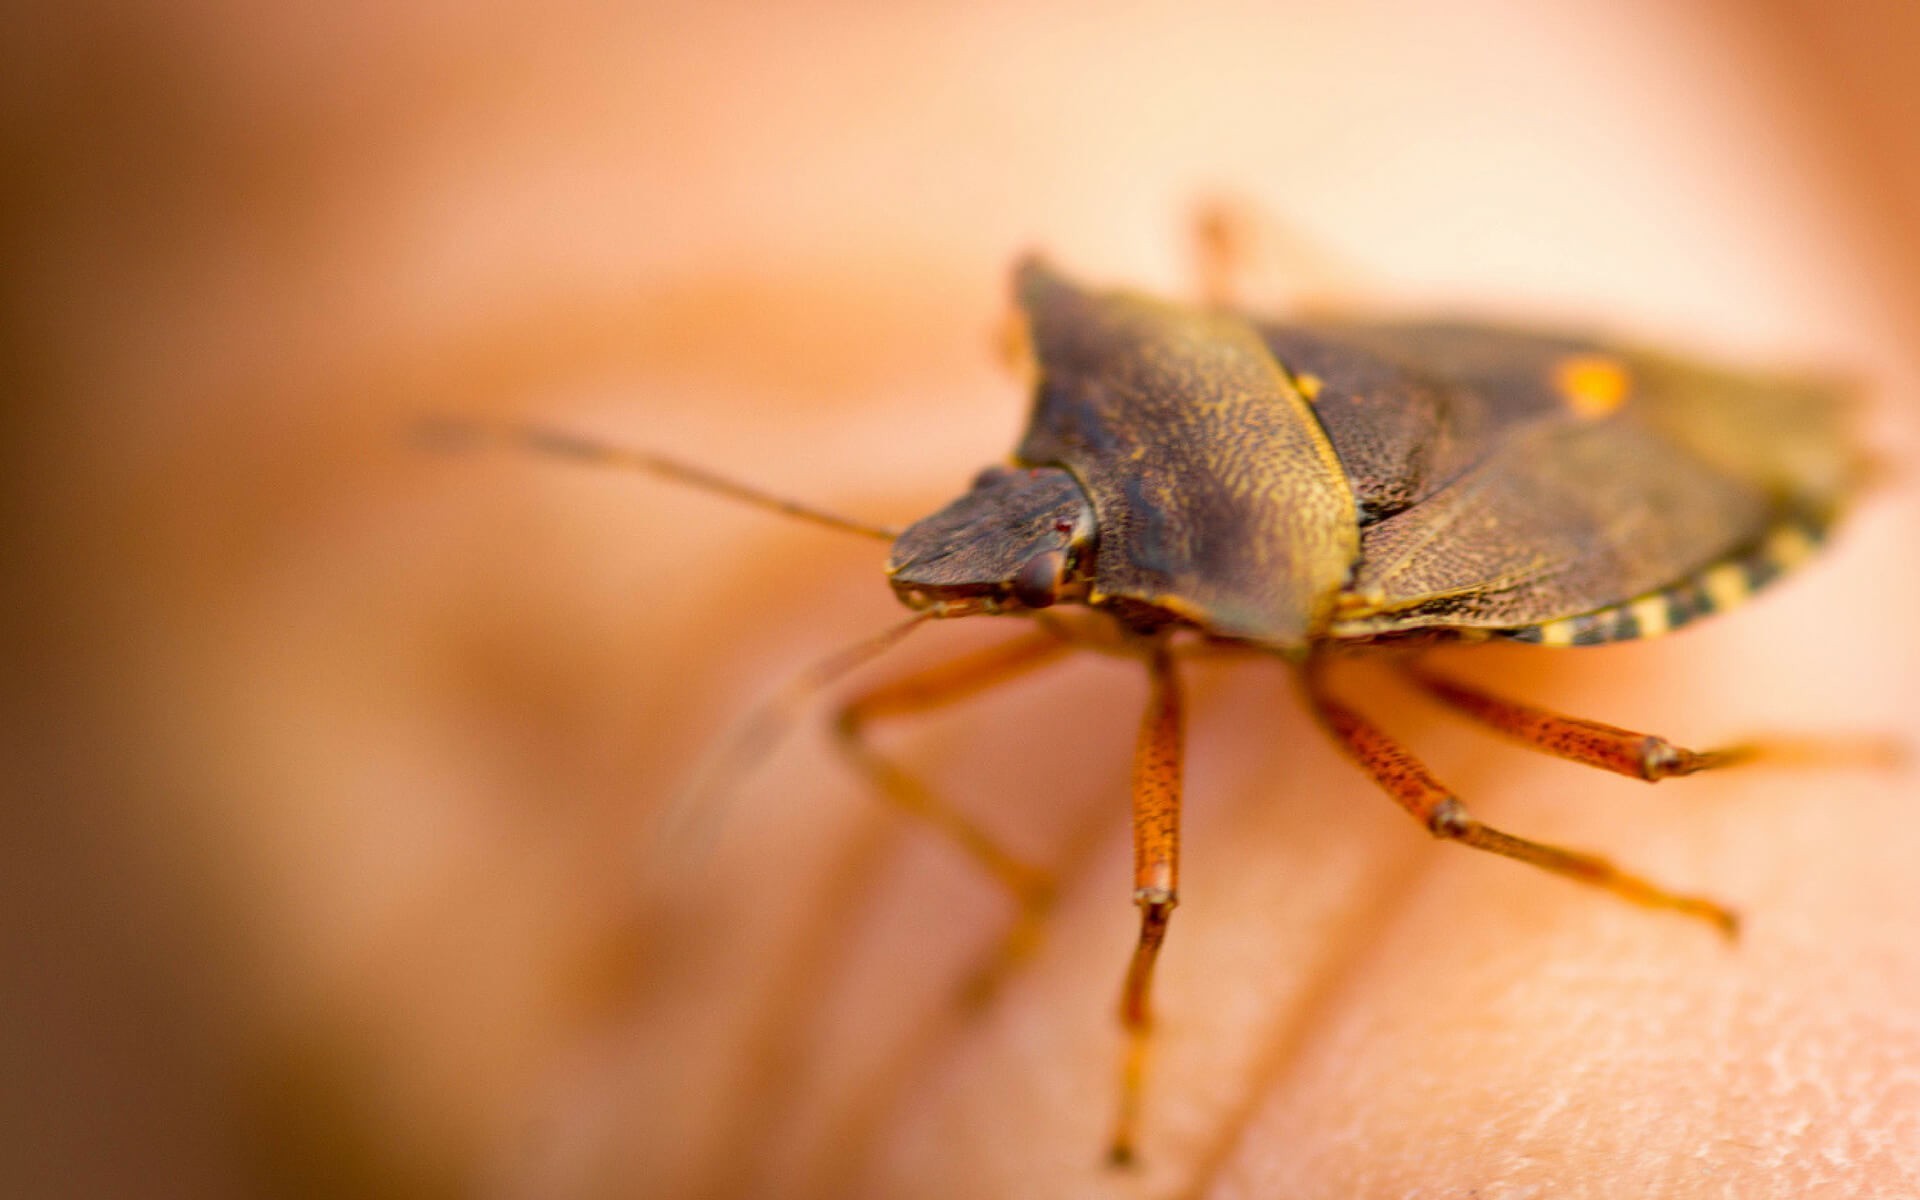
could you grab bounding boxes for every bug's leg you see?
[1400,660,1903,781]
[1192,198,1251,309]
[1304,664,1739,939]
[1190,195,1369,311]
[834,626,1072,1004]
[1107,641,1183,1168]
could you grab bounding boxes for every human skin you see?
[9,3,1919,1198]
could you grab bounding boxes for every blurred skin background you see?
[6,2,1920,1197]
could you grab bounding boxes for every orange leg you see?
[1107,642,1183,1167]
[1400,661,1903,781]
[1189,195,1369,312]
[1192,199,1250,309]
[834,626,1071,1003]
[1304,665,1738,939]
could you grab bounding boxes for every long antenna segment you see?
[422,417,902,542]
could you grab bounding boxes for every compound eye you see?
[1010,549,1065,609]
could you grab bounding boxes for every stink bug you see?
[465,245,1865,1166]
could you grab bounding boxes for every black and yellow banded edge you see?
[1496,514,1829,648]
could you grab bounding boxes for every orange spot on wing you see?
[1552,354,1631,418]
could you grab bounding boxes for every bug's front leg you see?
[833,626,1070,1004]
[1303,660,1739,939]
[1107,639,1183,1167]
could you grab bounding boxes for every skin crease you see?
[9,3,1920,1199]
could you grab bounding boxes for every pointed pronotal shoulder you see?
[1010,259,1360,650]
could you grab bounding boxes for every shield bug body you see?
[493,252,1862,1165]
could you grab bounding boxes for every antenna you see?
[420,416,902,542]
[655,610,936,866]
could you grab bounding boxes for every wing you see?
[1012,259,1359,647]
[1254,322,1594,525]
[1258,322,1859,639]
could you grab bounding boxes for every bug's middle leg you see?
[833,625,1071,1002]
[1304,665,1739,939]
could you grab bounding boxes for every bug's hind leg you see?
[1303,666,1739,939]
[833,626,1071,1006]
[1399,661,1903,781]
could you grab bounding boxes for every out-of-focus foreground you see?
[6,3,1920,1198]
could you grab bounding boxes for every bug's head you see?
[887,465,1097,617]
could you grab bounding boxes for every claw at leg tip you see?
[1714,906,1742,943]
